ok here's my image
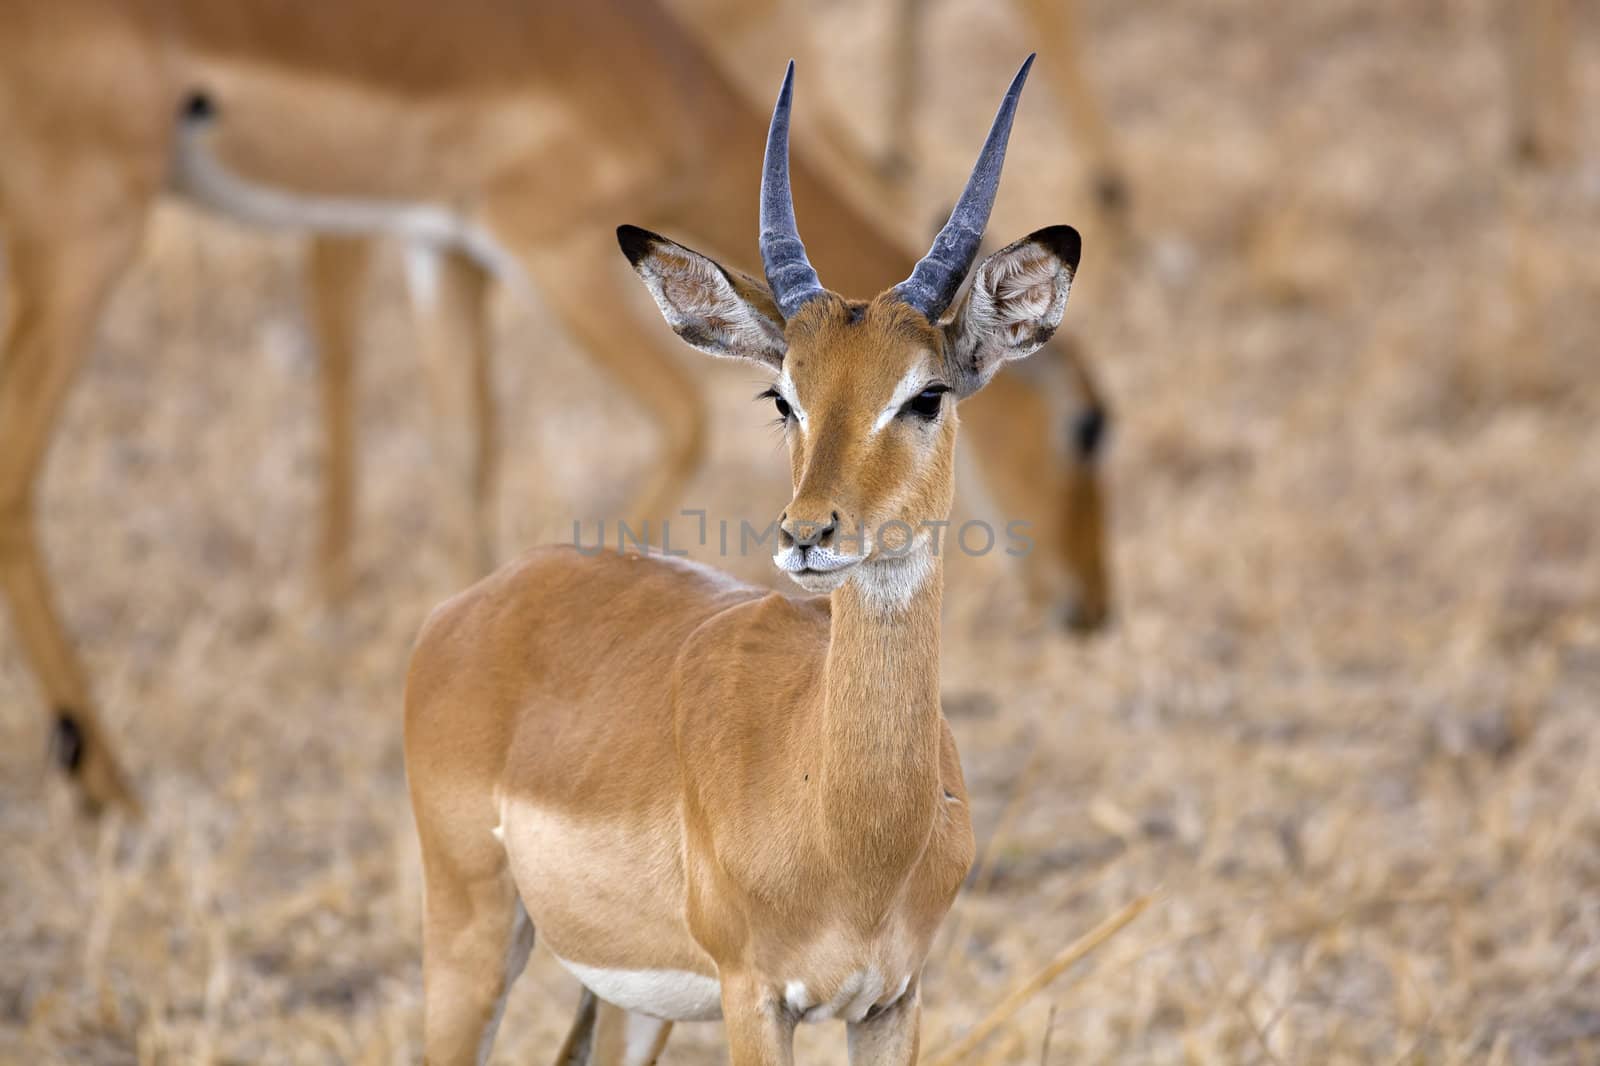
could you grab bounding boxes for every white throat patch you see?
[853,540,935,610]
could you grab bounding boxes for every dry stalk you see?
[925,894,1152,1066]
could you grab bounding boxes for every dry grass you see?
[3,0,1599,1063]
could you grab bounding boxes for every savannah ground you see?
[2,0,1597,1062]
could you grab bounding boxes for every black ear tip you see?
[1035,225,1082,272]
[616,224,656,266]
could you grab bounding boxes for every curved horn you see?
[759,61,825,320]
[895,54,1035,321]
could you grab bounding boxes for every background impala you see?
[2,0,1595,1063]
[0,0,1115,814]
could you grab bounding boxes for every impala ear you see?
[942,225,1080,397]
[618,225,787,368]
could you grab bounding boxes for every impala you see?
[0,0,1110,814]
[404,57,1080,1065]
[885,0,1129,217]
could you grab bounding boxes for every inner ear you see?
[618,225,788,368]
[944,225,1080,396]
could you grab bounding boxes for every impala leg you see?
[415,839,533,1066]
[519,242,707,537]
[406,244,498,579]
[553,989,600,1065]
[847,983,921,1065]
[1010,0,1129,222]
[0,225,143,813]
[408,607,533,1063]
[720,974,795,1066]
[882,0,930,181]
[1509,0,1574,166]
[305,236,375,602]
[550,990,673,1066]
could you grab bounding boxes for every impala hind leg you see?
[415,829,533,1066]
[305,237,375,601]
[593,1001,673,1065]
[1010,0,1130,226]
[406,245,499,580]
[519,241,707,538]
[0,222,145,812]
[1509,0,1574,166]
[881,0,930,182]
[554,989,600,1064]
[553,992,673,1066]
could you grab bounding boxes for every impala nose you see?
[780,510,839,550]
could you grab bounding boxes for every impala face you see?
[766,295,954,596]
[622,55,1080,609]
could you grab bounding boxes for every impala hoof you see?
[50,710,85,775]
[50,708,140,816]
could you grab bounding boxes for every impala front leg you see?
[1,225,146,813]
[847,982,921,1065]
[305,237,374,602]
[720,972,796,1066]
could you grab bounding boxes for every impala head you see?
[620,57,1079,603]
[980,344,1114,634]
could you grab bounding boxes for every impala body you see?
[406,58,1081,1064]
[0,0,1110,815]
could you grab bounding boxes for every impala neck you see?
[818,551,945,896]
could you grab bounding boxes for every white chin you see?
[787,568,854,593]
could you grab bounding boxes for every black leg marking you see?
[179,90,216,124]
[51,710,85,775]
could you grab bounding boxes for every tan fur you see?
[963,338,1111,630]
[406,181,1080,1062]
[405,302,976,1066]
[1507,0,1575,167]
[0,0,1110,818]
[867,0,1128,227]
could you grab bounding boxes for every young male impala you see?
[404,57,1080,1064]
[0,0,1109,814]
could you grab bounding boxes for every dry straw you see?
[925,894,1153,1066]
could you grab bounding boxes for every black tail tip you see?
[179,90,216,123]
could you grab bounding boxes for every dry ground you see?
[3,0,1598,1063]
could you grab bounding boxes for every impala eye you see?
[903,386,949,421]
[758,387,793,421]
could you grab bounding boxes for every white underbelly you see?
[554,957,724,1022]
[550,955,914,1026]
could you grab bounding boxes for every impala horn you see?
[894,54,1035,322]
[759,61,826,320]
